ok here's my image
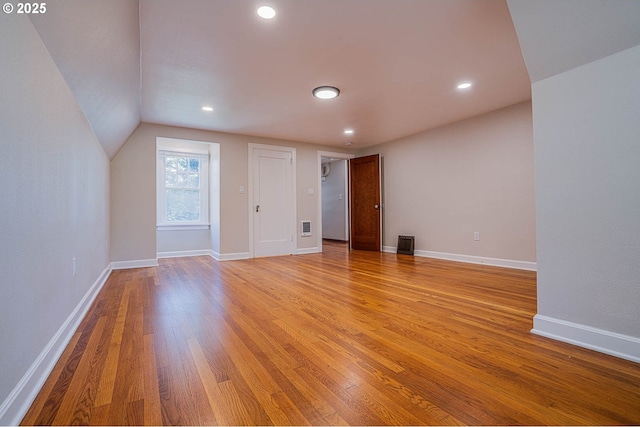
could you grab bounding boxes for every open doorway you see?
[317,151,354,252]
[317,151,382,253]
[321,158,348,240]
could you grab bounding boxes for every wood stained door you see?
[350,154,381,251]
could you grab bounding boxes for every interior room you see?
[1,0,639,425]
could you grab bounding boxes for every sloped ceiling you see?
[508,0,640,82]
[29,0,141,159]
[29,0,532,157]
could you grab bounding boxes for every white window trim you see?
[156,224,210,231]
[157,149,210,229]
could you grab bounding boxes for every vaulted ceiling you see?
[27,0,640,159]
[508,0,640,82]
[30,0,141,158]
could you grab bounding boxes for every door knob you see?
[374,204,379,209]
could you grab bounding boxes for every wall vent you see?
[301,220,311,236]
[397,235,415,255]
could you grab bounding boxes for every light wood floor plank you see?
[21,242,640,425]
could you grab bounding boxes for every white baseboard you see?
[532,315,640,363]
[296,247,321,255]
[213,249,320,260]
[217,252,251,261]
[110,258,158,270]
[382,246,536,271]
[157,249,212,259]
[0,265,113,426]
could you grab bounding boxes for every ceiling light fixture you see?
[257,5,276,19]
[344,129,354,135]
[202,106,214,112]
[344,142,353,146]
[313,86,340,100]
[457,82,472,89]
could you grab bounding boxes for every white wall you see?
[321,160,348,241]
[111,104,535,269]
[111,123,351,262]
[360,102,536,266]
[531,44,640,360]
[0,16,110,425]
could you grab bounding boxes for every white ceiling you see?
[508,0,640,82]
[140,0,531,149]
[28,0,536,157]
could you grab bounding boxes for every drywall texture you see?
[360,102,536,262]
[533,44,640,337]
[507,0,640,82]
[0,16,110,420]
[110,123,157,262]
[111,123,350,261]
[321,160,348,241]
[29,0,141,158]
[157,229,212,254]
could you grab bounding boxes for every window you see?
[157,149,209,229]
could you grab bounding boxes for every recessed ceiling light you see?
[344,129,354,135]
[202,106,214,112]
[313,86,340,100]
[257,5,276,19]
[457,82,472,89]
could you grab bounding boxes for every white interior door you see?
[251,146,295,257]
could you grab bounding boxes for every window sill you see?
[157,224,210,231]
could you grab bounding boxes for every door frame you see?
[317,151,355,252]
[248,143,297,258]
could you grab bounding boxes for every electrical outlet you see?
[474,232,480,241]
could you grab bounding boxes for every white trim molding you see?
[382,246,537,271]
[157,224,210,231]
[110,258,159,270]
[532,315,640,364]
[157,250,212,259]
[0,265,112,426]
[217,252,251,261]
[296,247,321,255]
[156,139,211,229]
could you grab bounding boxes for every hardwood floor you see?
[22,242,640,425]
